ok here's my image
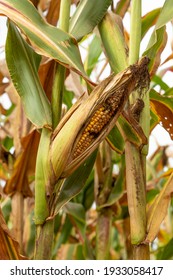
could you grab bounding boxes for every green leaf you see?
[164,87,173,96]
[54,150,97,214]
[146,189,160,203]
[150,109,159,131]
[81,171,94,210]
[100,156,125,208]
[154,0,173,30]
[64,202,86,238]
[5,22,52,128]
[84,35,102,76]
[107,112,147,154]
[69,0,112,41]
[143,0,173,75]
[141,8,161,39]
[1,0,87,79]
[118,114,147,148]
[157,238,173,260]
[63,89,74,110]
[52,216,72,258]
[98,12,128,74]
[107,125,124,154]
[152,75,169,91]
[1,198,12,223]
[2,137,13,151]
[144,26,167,75]
[64,202,85,223]
[145,0,173,51]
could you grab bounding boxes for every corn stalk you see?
[34,0,71,259]
[99,0,150,259]
[125,0,150,259]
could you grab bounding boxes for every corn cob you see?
[73,90,126,158]
[50,57,150,179]
[72,57,149,160]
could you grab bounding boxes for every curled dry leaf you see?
[4,130,40,197]
[0,207,26,259]
[145,173,173,243]
[46,0,60,26]
[38,59,55,101]
[150,89,173,139]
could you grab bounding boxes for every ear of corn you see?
[50,57,150,180]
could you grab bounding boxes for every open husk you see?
[50,57,150,180]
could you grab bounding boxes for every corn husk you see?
[50,57,150,180]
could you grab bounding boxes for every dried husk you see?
[50,57,150,180]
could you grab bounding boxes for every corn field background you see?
[0,0,173,260]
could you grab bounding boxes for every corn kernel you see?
[73,93,122,158]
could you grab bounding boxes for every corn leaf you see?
[152,75,169,91]
[5,22,52,128]
[143,0,173,75]
[84,35,102,76]
[157,238,173,260]
[69,0,112,41]
[141,8,161,39]
[53,150,97,215]
[146,173,173,243]
[150,89,173,139]
[145,0,173,50]
[64,202,85,223]
[150,109,160,131]
[115,0,130,18]
[4,130,40,197]
[99,156,125,208]
[107,113,147,154]
[98,12,128,74]
[118,113,147,147]
[0,0,86,79]
[107,125,124,154]
[0,208,26,259]
[63,202,86,239]
[144,26,167,76]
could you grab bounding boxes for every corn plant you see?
[0,0,173,260]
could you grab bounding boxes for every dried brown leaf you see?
[0,103,7,114]
[29,0,39,7]
[0,207,26,259]
[161,53,173,66]
[0,59,10,78]
[0,83,9,96]
[38,59,55,101]
[150,99,173,140]
[46,0,60,26]
[145,173,173,243]
[4,130,40,197]
[38,0,50,11]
